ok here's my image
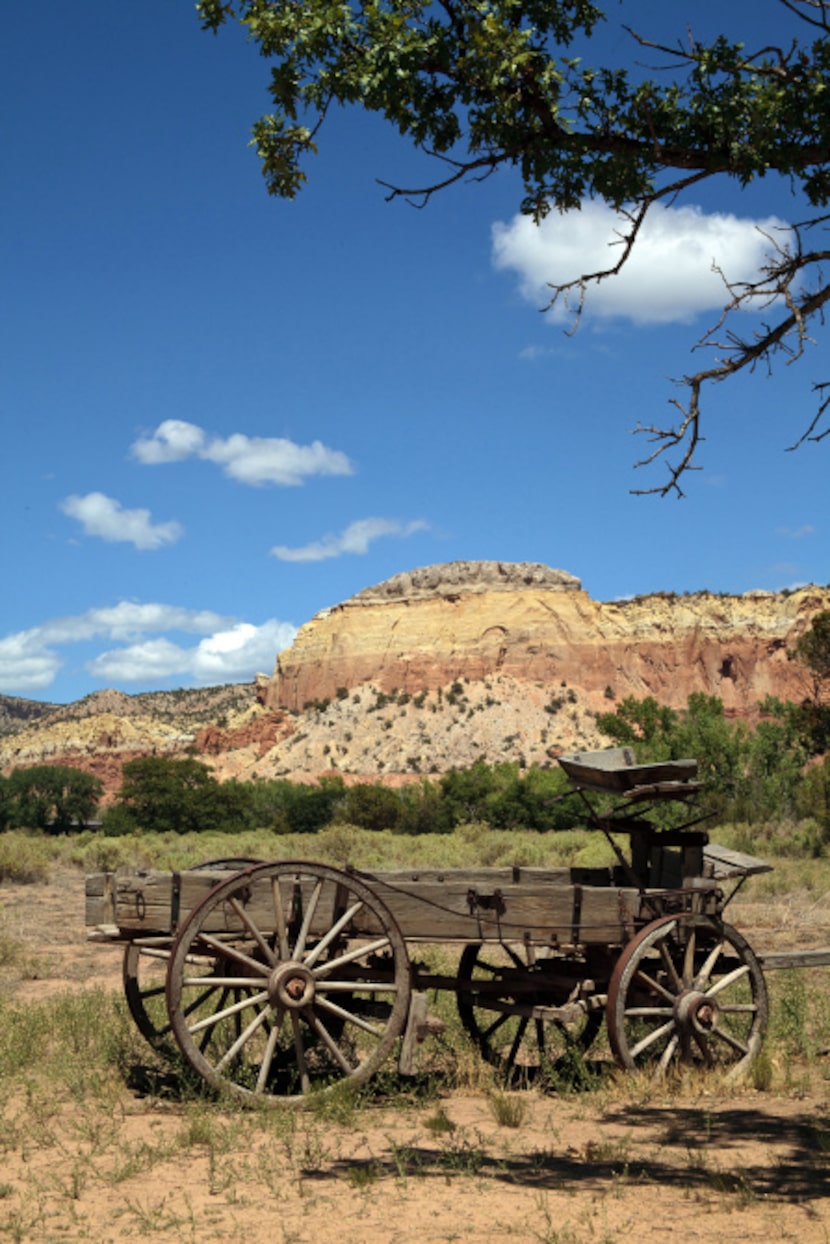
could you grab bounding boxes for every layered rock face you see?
[265,561,830,715]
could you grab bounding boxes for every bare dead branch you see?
[777,0,830,32]
[629,220,830,494]
[376,150,507,207]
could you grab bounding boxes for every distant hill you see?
[0,694,61,737]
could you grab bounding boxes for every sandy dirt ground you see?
[0,869,829,1243]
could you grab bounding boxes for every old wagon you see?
[86,749,783,1105]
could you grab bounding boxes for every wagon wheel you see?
[165,860,411,1105]
[123,858,264,1052]
[456,943,603,1086]
[606,914,768,1080]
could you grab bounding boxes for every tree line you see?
[1,699,828,839]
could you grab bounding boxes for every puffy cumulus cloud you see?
[132,420,353,487]
[88,620,297,684]
[131,419,206,463]
[492,201,790,325]
[0,606,295,694]
[271,517,429,563]
[60,493,183,550]
[0,630,63,693]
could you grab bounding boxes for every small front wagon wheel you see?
[165,861,411,1105]
[606,914,768,1080]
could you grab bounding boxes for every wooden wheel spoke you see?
[629,1018,676,1061]
[312,935,392,977]
[316,979,398,995]
[255,1011,285,1093]
[315,995,385,1038]
[293,879,324,961]
[682,926,697,987]
[624,1006,673,1018]
[198,987,230,1052]
[657,1033,679,1073]
[227,897,277,968]
[188,989,269,1036]
[506,1016,530,1069]
[710,1025,750,1057]
[290,1012,310,1094]
[271,877,290,961]
[183,983,225,1021]
[135,947,172,964]
[195,933,270,975]
[179,976,265,988]
[480,1011,512,1044]
[306,1013,356,1075]
[633,967,677,1005]
[303,900,364,967]
[215,1005,271,1073]
[694,939,726,989]
[504,945,528,970]
[658,935,683,993]
[691,1028,714,1065]
[138,982,166,1002]
[706,962,750,997]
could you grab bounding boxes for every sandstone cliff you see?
[4,562,829,793]
[264,561,830,717]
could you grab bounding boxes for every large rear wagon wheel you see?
[166,861,411,1105]
[456,943,602,1086]
[606,914,767,1080]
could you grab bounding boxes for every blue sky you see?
[2,1,828,703]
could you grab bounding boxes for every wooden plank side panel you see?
[112,870,176,933]
[368,867,614,887]
[370,880,633,944]
[88,865,636,947]
[581,887,639,944]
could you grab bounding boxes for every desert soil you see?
[1,869,829,1243]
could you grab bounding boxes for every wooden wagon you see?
[85,749,790,1106]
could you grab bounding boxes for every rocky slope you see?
[2,562,829,793]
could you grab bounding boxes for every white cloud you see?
[0,630,64,693]
[492,201,790,325]
[131,419,206,463]
[88,620,297,684]
[271,517,429,563]
[132,420,354,487]
[60,492,183,550]
[0,606,296,694]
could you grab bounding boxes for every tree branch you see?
[630,221,830,495]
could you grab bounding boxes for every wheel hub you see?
[268,961,315,1010]
[674,989,717,1035]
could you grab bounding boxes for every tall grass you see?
[44,822,630,875]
